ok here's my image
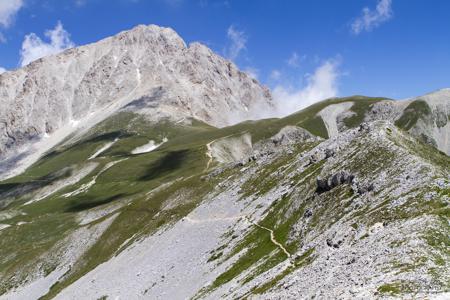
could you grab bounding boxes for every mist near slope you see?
[246,59,340,121]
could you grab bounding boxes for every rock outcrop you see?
[316,170,355,194]
[271,125,318,145]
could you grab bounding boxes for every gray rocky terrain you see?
[0,24,448,300]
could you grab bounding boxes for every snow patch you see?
[62,159,127,198]
[136,68,141,83]
[69,119,79,127]
[24,163,98,205]
[88,138,119,160]
[131,137,168,155]
[0,224,11,231]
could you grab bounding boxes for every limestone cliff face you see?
[0,25,272,168]
[0,24,273,178]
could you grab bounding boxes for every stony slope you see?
[0,24,272,180]
[310,89,450,155]
[0,104,448,299]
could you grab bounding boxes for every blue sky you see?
[0,0,449,102]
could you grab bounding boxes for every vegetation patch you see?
[343,98,386,128]
[377,281,416,295]
[395,100,431,130]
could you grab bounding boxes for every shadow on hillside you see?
[40,131,133,162]
[65,193,126,212]
[0,168,73,209]
[139,150,190,181]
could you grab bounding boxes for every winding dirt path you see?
[245,217,291,259]
[183,214,292,260]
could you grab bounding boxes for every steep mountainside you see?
[0,24,272,180]
[0,24,448,300]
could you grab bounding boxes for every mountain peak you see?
[0,24,273,180]
[112,24,187,49]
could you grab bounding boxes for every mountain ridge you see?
[0,24,273,180]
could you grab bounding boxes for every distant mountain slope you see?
[0,24,272,180]
[290,89,449,155]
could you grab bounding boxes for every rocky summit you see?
[0,24,272,180]
[0,25,449,300]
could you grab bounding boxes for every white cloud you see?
[272,59,340,117]
[270,69,281,81]
[0,67,6,74]
[20,21,75,67]
[226,25,247,61]
[0,0,23,28]
[244,67,259,79]
[0,32,6,43]
[351,0,393,35]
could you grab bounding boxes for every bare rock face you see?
[316,170,355,194]
[271,125,318,145]
[0,24,273,179]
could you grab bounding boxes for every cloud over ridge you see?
[271,59,340,117]
[20,21,75,67]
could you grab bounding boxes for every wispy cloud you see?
[0,67,6,74]
[351,0,393,35]
[20,21,75,67]
[287,52,299,67]
[225,25,247,61]
[286,52,305,68]
[0,0,23,28]
[272,58,341,116]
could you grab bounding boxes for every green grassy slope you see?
[0,94,446,298]
[395,100,432,130]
